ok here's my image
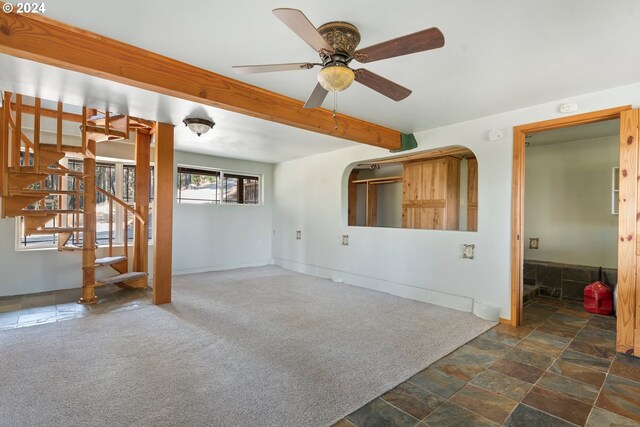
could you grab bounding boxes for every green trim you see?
[390,133,417,153]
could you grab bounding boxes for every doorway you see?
[521,119,619,321]
[510,106,631,331]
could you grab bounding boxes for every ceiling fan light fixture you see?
[183,117,215,137]
[317,65,355,92]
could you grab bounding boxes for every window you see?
[123,164,155,240]
[18,160,155,249]
[177,166,260,205]
[177,167,220,204]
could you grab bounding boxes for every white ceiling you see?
[528,119,620,147]
[1,0,639,163]
[0,55,356,163]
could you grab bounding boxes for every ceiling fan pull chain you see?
[333,91,338,130]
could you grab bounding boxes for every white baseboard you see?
[273,258,474,313]
[172,261,270,276]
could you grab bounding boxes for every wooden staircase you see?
[0,92,153,304]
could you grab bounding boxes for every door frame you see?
[510,105,632,327]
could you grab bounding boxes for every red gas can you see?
[584,268,613,315]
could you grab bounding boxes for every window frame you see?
[176,165,262,206]
[16,158,155,251]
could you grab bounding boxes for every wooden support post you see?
[348,170,358,226]
[467,158,478,232]
[152,122,174,304]
[33,98,40,172]
[0,100,4,203]
[56,101,62,152]
[618,109,639,353]
[1,93,8,199]
[133,130,150,277]
[80,108,97,304]
[12,94,21,172]
[81,107,87,155]
[365,182,378,227]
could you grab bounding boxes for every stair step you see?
[8,167,86,177]
[24,215,56,231]
[96,271,146,286]
[58,245,82,252]
[25,227,82,235]
[38,146,65,169]
[8,172,50,191]
[2,195,47,217]
[10,189,78,197]
[21,209,83,216]
[95,255,127,266]
[84,125,127,141]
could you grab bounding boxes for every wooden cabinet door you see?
[402,157,460,230]
[467,158,478,231]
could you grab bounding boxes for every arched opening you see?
[346,146,478,231]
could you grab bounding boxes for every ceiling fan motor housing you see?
[317,21,361,65]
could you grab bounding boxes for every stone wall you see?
[523,260,617,301]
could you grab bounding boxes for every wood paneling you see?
[445,158,460,230]
[511,105,631,328]
[152,122,174,305]
[0,10,402,150]
[467,158,478,231]
[365,182,378,227]
[402,157,460,230]
[619,109,639,353]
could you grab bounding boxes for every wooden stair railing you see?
[95,186,148,289]
[1,92,151,303]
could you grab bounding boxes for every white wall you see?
[524,136,619,268]
[171,151,273,275]
[272,82,640,320]
[0,224,156,297]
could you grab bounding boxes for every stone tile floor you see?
[336,297,640,427]
[2,289,638,426]
[0,285,151,331]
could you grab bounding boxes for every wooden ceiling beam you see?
[0,9,403,150]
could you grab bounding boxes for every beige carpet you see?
[0,266,495,426]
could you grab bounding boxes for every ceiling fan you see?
[232,8,445,109]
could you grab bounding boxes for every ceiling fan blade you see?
[273,8,335,54]
[354,69,412,101]
[304,83,329,109]
[232,63,317,74]
[354,27,445,63]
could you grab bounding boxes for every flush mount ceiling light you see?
[183,117,215,136]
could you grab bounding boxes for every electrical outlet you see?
[462,244,475,259]
[296,230,302,240]
[529,237,539,249]
[342,235,349,245]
